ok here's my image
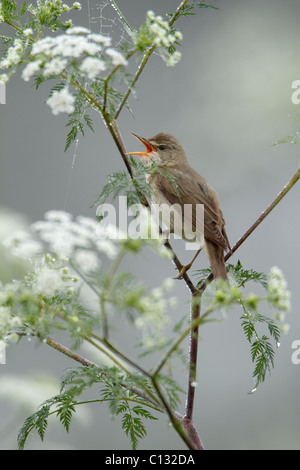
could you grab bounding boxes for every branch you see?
[44,335,161,411]
[109,0,133,32]
[45,336,97,367]
[195,165,300,295]
[114,0,190,120]
[114,46,156,120]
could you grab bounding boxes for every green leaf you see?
[56,394,76,432]
[273,135,300,146]
[168,1,219,20]
[93,162,152,210]
[227,260,267,288]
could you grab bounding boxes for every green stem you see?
[114,46,156,120]
[103,49,136,111]
[109,0,133,32]
[100,249,125,338]
[114,0,190,120]
[45,336,96,367]
[169,0,190,26]
[196,165,300,295]
[152,305,213,376]
[151,375,195,450]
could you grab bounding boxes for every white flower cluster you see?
[4,230,43,260]
[27,0,81,15]
[133,10,182,67]
[46,87,75,115]
[267,267,291,312]
[0,302,22,341]
[134,278,177,350]
[0,39,24,69]
[31,258,77,297]
[20,26,128,114]
[31,210,116,268]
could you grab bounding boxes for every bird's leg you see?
[176,248,202,280]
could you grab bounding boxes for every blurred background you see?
[0,0,299,450]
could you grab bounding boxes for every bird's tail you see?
[205,240,227,280]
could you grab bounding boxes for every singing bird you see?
[126,132,230,280]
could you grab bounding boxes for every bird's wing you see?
[155,169,229,250]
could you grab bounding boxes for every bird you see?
[126,132,230,280]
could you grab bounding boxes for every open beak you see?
[125,133,155,156]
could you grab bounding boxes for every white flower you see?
[0,305,22,338]
[4,231,42,260]
[133,11,182,67]
[134,285,171,349]
[32,34,102,59]
[46,87,75,115]
[23,28,33,37]
[0,74,9,83]
[95,239,118,260]
[76,216,97,232]
[0,39,23,69]
[267,267,291,311]
[174,31,183,41]
[146,10,155,21]
[72,2,82,10]
[21,60,42,82]
[33,266,65,297]
[80,57,106,79]
[162,277,175,292]
[87,33,111,47]
[106,48,128,66]
[43,57,68,77]
[66,26,90,35]
[31,212,99,260]
[44,210,73,223]
[166,51,182,67]
[74,249,100,273]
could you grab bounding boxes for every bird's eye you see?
[158,144,166,151]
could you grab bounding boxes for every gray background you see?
[0,0,299,450]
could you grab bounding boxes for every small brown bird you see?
[126,132,230,280]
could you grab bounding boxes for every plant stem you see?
[225,165,300,259]
[114,0,189,120]
[152,304,212,377]
[45,336,97,367]
[109,0,133,32]
[114,46,156,120]
[151,375,196,450]
[169,0,190,26]
[103,49,136,111]
[184,299,200,420]
[196,165,300,294]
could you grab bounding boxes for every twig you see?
[45,336,96,367]
[45,335,161,411]
[114,0,189,120]
[225,165,300,260]
[184,300,200,420]
[151,375,196,450]
[195,165,300,295]
[109,0,133,32]
[114,46,156,120]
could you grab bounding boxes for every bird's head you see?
[126,132,188,167]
